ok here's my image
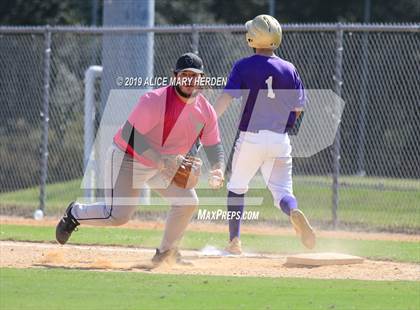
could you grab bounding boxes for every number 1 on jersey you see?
[265,76,276,99]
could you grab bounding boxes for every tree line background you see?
[1,0,419,26]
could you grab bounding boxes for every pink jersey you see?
[114,86,220,167]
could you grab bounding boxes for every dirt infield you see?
[1,241,419,281]
[2,216,419,281]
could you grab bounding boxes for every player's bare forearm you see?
[294,109,303,121]
[286,109,305,135]
[214,92,233,117]
[294,108,303,117]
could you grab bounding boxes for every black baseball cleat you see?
[56,202,79,245]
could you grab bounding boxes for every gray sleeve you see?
[203,142,224,169]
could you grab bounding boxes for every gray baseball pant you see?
[71,143,198,252]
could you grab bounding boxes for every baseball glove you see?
[161,155,203,189]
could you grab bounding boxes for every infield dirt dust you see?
[1,216,419,281]
[1,241,419,281]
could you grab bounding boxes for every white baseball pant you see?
[227,130,294,207]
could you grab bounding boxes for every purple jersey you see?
[224,54,305,133]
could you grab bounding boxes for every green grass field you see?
[1,222,419,309]
[1,268,419,310]
[1,176,419,309]
[1,176,419,232]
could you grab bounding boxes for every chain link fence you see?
[0,24,419,232]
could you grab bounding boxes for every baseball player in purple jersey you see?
[215,15,316,254]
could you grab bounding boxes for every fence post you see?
[191,24,200,54]
[332,24,344,228]
[84,66,103,202]
[39,26,52,214]
[356,0,371,175]
[357,29,370,176]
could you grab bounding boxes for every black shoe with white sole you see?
[56,202,79,245]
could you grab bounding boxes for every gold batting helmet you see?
[245,15,282,50]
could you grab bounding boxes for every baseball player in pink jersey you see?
[56,53,225,265]
[215,15,316,254]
